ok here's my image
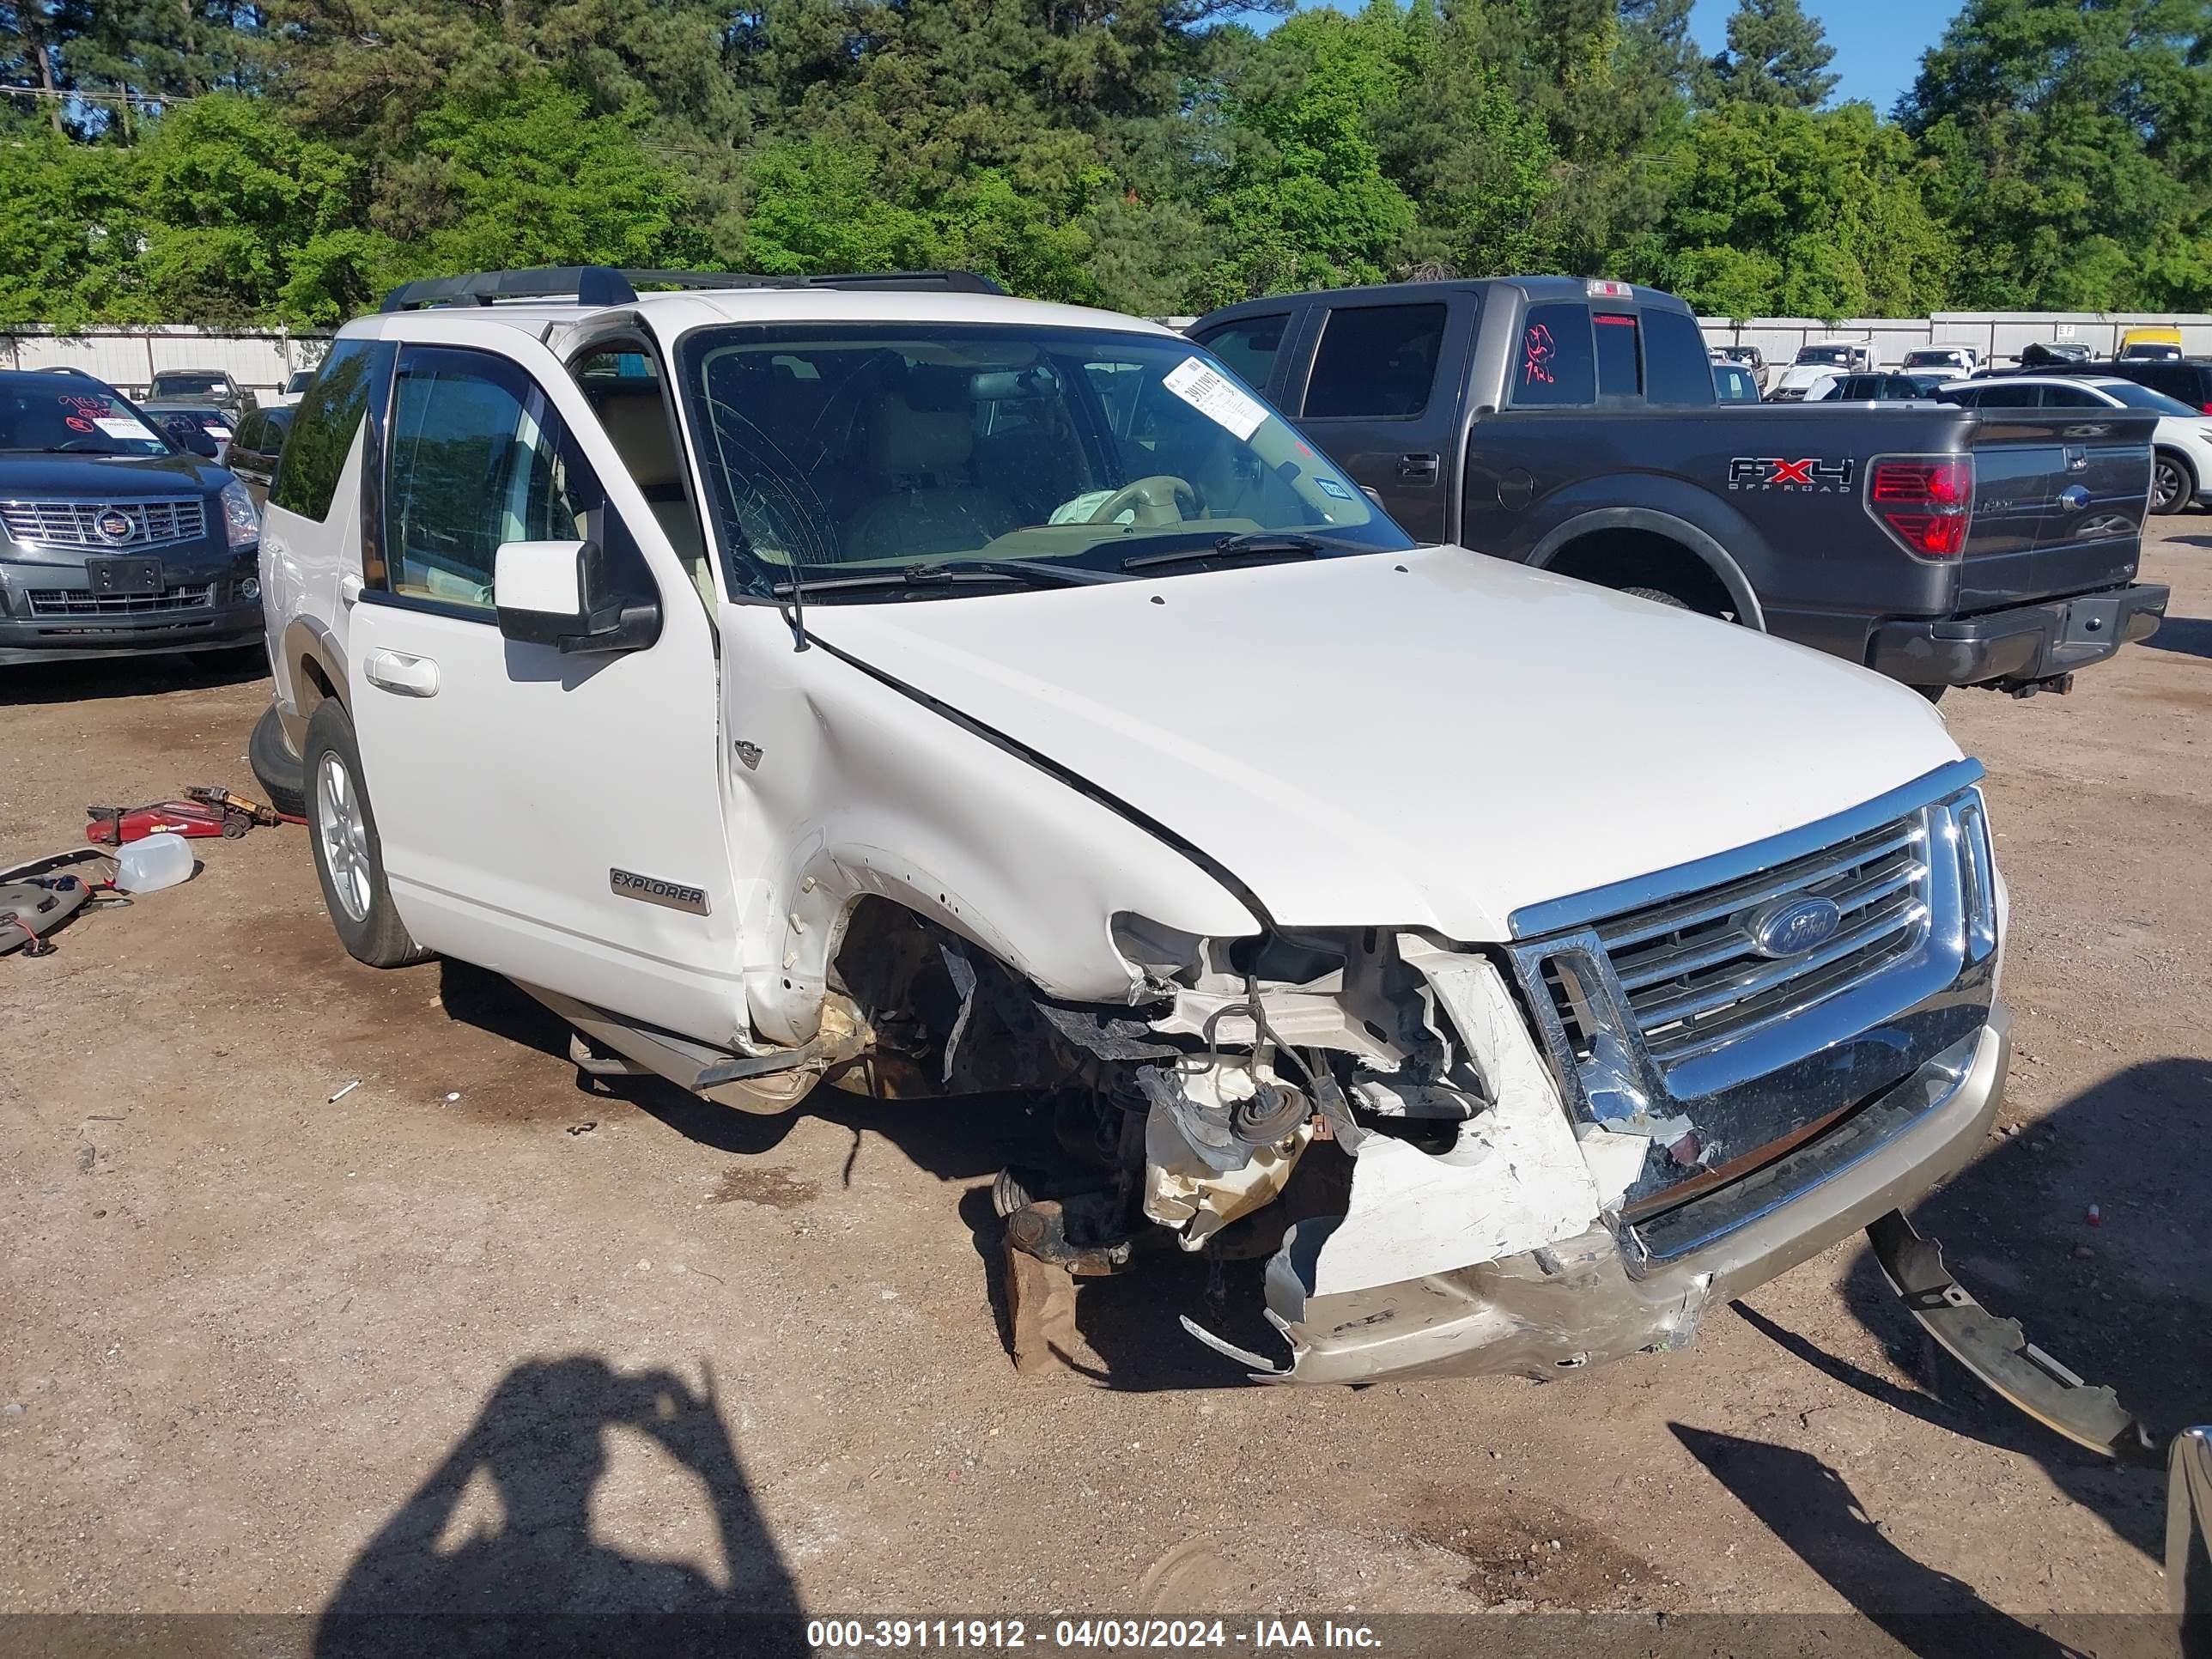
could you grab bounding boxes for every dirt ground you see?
[3,528,2208,1644]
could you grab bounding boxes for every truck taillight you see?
[1867,455,1973,559]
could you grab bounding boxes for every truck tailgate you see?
[1955,410,2154,612]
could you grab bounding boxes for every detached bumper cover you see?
[1869,582,2168,687]
[1263,1009,2009,1385]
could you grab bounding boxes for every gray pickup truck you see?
[1190,278,2168,696]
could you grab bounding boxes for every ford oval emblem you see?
[1747,895,1844,958]
[95,507,134,543]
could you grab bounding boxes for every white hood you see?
[805,545,1962,942]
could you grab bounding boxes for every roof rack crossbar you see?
[378,265,1007,312]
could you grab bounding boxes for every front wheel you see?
[2152,451,2195,514]
[304,700,428,968]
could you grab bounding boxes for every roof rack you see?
[377,265,1008,313]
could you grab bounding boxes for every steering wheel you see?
[1087,474,1197,527]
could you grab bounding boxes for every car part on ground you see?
[0,846,127,956]
[1868,1207,2154,1462]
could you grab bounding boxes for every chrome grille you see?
[1545,810,1932,1069]
[0,498,207,550]
[27,583,216,617]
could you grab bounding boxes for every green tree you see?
[1902,0,2212,307]
[1705,0,1838,110]
[132,92,362,325]
[0,128,146,323]
[1654,101,1954,318]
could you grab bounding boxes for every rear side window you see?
[1303,304,1447,418]
[1512,303,1596,406]
[270,337,396,522]
[1976,383,2042,407]
[1644,309,1717,406]
[2040,384,2106,408]
[1194,314,1289,395]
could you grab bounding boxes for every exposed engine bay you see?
[822,901,1657,1381]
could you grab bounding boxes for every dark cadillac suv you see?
[0,370,264,667]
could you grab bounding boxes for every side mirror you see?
[167,419,219,459]
[494,538,659,655]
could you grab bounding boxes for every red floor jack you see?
[85,786,289,846]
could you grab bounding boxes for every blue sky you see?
[1688,0,1962,114]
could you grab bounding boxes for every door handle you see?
[339,572,364,607]
[364,648,439,697]
[1397,453,1441,483]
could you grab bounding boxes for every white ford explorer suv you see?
[249,266,2010,1385]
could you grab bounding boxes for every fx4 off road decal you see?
[1729,456,1856,493]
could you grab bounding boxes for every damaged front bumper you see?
[1256,1010,2008,1384]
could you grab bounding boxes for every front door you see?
[1279,295,1467,543]
[345,331,745,1044]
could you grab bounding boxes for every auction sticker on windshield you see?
[1164,356,1267,441]
[94,417,157,441]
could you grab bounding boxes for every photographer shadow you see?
[316,1354,807,1658]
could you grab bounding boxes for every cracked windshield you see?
[678,324,1414,599]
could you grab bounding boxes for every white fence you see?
[1698,312,2212,367]
[0,326,331,399]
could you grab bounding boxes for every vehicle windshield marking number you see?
[94,418,156,441]
[609,867,710,915]
[1162,356,1266,441]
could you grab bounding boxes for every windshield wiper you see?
[770,558,1124,598]
[1120,532,1328,574]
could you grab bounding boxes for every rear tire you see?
[248,703,307,819]
[303,700,428,969]
[2152,450,2195,514]
[1620,585,1690,610]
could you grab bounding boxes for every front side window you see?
[270,337,395,522]
[0,379,167,457]
[383,348,600,611]
[1302,304,1447,419]
[1510,303,1596,407]
[2039,383,2107,409]
[1975,383,2042,407]
[676,323,1407,601]
[1194,314,1289,395]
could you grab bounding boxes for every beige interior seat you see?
[842,392,1019,563]
[594,387,715,610]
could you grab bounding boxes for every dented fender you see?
[715,605,1261,1047]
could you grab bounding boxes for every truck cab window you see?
[1595,313,1642,398]
[1643,308,1717,406]
[1194,314,1288,396]
[1510,303,1595,406]
[1302,304,1447,419]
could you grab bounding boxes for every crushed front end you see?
[841,761,2008,1385]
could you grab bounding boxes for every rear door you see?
[1278,294,1469,541]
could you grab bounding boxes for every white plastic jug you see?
[114,832,193,893]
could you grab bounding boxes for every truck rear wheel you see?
[304,700,428,969]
